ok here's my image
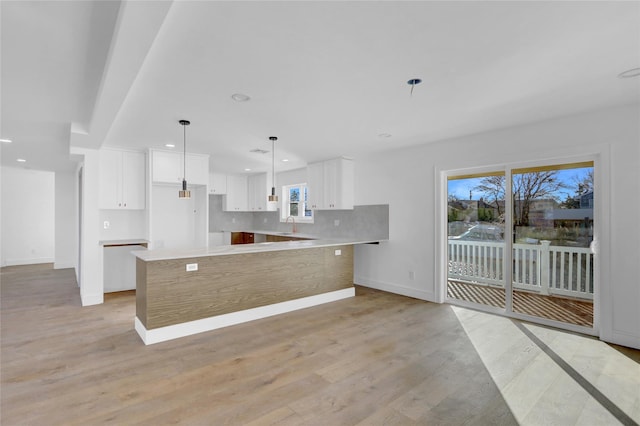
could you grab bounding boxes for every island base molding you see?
[135,287,355,345]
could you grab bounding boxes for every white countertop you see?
[134,237,381,262]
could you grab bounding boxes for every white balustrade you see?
[448,239,594,300]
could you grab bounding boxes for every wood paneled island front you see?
[134,239,368,344]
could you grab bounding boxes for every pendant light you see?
[268,136,278,202]
[407,78,422,96]
[178,119,191,199]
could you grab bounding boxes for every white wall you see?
[54,171,77,269]
[354,104,640,349]
[71,147,103,306]
[1,167,55,266]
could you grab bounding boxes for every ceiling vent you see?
[250,148,269,154]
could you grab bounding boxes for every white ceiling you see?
[2,1,639,173]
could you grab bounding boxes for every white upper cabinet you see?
[209,172,227,194]
[151,150,209,185]
[248,172,278,212]
[223,175,248,211]
[306,162,324,210]
[99,149,146,210]
[307,158,354,210]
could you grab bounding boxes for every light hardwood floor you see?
[1,264,638,425]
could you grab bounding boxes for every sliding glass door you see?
[511,163,594,328]
[447,172,506,310]
[446,161,595,331]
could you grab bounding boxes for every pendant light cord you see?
[183,123,187,180]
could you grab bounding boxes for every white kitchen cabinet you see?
[151,150,209,185]
[209,172,227,194]
[306,161,324,210]
[223,175,248,211]
[307,158,354,210]
[248,173,277,212]
[99,149,145,210]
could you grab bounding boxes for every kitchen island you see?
[134,238,377,344]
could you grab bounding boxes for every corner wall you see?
[353,104,640,349]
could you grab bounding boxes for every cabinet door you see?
[152,151,182,184]
[223,175,248,211]
[99,149,122,209]
[186,154,209,185]
[248,173,268,211]
[121,151,146,209]
[323,158,354,209]
[209,172,227,194]
[306,162,324,210]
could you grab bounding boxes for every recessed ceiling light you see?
[618,67,640,78]
[0,138,12,143]
[378,133,392,138]
[231,93,251,102]
[16,158,26,163]
[244,168,252,172]
[165,143,175,148]
[282,158,289,162]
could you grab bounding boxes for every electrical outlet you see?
[264,218,268,223]
[186,263,198,272]
[409,271,415,280]
[232,217,236,224]
[103,221,110,229]
[334,219,340,227]
[335,249,342,256]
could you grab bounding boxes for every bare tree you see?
[513,171,566,226]
[473,175,505,217]
[572,169,594,196]
[474,172,567,226]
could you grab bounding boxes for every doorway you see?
[446,161,595,332]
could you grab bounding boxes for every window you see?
[281,183,313,222]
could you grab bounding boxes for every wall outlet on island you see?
[186,263,198,272]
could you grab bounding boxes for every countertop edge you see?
[134,238,384,262]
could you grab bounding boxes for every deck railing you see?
[448,240,594,300]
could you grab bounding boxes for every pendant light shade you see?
[178,119,191,199]
[268,136,278,202]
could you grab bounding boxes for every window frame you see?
[280,183,314,223]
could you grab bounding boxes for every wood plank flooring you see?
[2,265,638,425]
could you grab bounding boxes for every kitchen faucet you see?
[285,215,297,234]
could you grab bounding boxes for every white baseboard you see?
[3,257,54,267]
[354,276,434,302]
[606,330,640,350]
[54,262,75,270]
[136,287,356,345]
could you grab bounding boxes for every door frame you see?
[436,152,605,337]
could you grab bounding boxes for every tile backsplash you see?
[209,195,388,240]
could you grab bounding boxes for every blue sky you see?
[448,167,592,201]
